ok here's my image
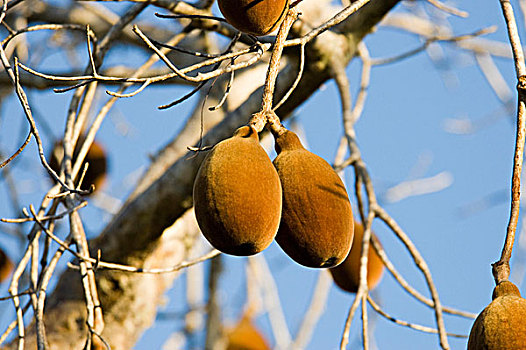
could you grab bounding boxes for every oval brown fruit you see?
[468,281,526,350]
[225,315,270,350]
[218,0,288,36]
[193,125,282,256]
[0,247,13,284]
[329,222,384,293]
[49,136,108,193]
[273,130,354,268]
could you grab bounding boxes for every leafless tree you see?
[0,0,523,349]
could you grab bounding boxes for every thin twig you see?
[367,296,467,338]
[204,255,222,350]
[18,41,269,86]
[0,302,30,347]
[361,293,369,350]
[475,53,513,104]
[371,27,496,66]
[492,0,526,284]
[375,207,450,349]
[106,78,151,98]
[273,43,305,111]
[340,211,375,350]
[370,235,476,318]
[162,31,242,110]
[133,25,270,83]
[350,43,371,125]
[291,271,332,349]
[249,255,292,349]
[250,8,299,133]
[1,24,86,47]
[0,290,34,302]
[286,0,370,46]
[0,131,31,169]
[68,249,222,273]
[1,201,87,223]
[425,0,468,18]
[208,63,234,111]
[0,49,86,194]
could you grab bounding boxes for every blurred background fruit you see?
[330,222,384,293]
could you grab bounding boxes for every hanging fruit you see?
[49,136,108,193]
[193,125,282,256]
[272,129,354,268]
[225,314,270,350]
[468,280,526,350]
[0,247,13,284]
[329,222,384,293]
[217,0,288,36]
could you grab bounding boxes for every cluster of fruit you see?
[193,124,386,293]
[193,125,353,269]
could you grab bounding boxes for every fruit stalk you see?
[250,7,298,133]
[493,0,526,285]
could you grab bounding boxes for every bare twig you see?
[370,235,476,318]
[371,27,496,66]
[375,207,450,349]
[286,0,371,46]
[32,212,222,273]
[250,8,299,133]
[340,211,375,350]
[333,24,450,347]
[425,0,468,18]
[249,255,292,349]
[133,25,270,84]
[273,43,306,111]
[291,271,332,349]
[0,49,86,194]
[0,131,31,169]
[204,255,222,350]
[475,52,513,104]
[367,296,467,338]
[350,43,371,125]
[68,249,222,274]
[492,0,526,284]
[1,201,87,223]
[0,302,31,347]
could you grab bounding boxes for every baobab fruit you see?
[0,248,13,284]
[193,125,282,256]
[49,136,108,193]
[218,0,288,36]
[225,315,270,350]
[467,280,526,350]
[272,130,353,268]
[329,223,384,293]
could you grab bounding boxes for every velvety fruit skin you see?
[0,248,13,284]
[273,130,354,268]
[193,125,282,256]
[329,222,384,293]
[218,0,288,36]
[49,136,108,193]
[468,281,526,350]
[226,315,270,350]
